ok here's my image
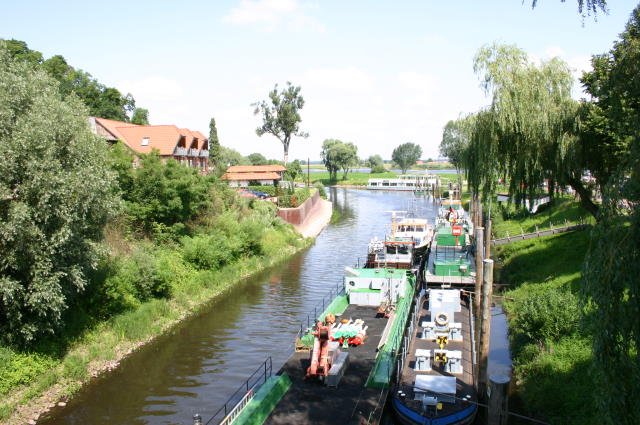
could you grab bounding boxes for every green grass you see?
[491,197,594,239]
[497,230,597,425]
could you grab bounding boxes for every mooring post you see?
[478,258,494,400]
[488,374,510,425]
[484,218,492,260]
[473,227,484,360]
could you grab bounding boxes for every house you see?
[89,117,209,172]
[221,165,286,187]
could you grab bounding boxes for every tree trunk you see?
[567,175,600,219]
[548,177,555,204]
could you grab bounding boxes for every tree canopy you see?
[2,39,139,121]
[253,82,308,165]
[465,43,588,211]
[0,46,117,345]
[131,108,149,125]
[321,139,358,181]
[581,5,640,423]
[365,154,386,173]
[392,142,422,174]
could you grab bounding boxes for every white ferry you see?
[367,174,438,191]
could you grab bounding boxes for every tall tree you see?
[581,6,640,423]
[131,108,149,125]
[247,152,268,165]
[252,82,308,165]
[208,117,221,171]
[392,142,422,174]
[440,116,473,191]
[321,139,358,181]
[2,39,137,122]
[0,46,117,345]
[467,43,585,211]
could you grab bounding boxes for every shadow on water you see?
[39,189,439,425]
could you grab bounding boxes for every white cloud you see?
[223,0,324,32]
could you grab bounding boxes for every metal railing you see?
[174,147,188,156]
[188,148,200,157]
[200,149,209,157]
[202,357,273,425]
[296,281,345,338]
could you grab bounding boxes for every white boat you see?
[367,174,438,191]
[367,212,434,270]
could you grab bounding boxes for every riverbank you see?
[493,199,595,424]
[1,232,312,425]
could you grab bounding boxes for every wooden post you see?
[488,374,510,425]
[473,227,484,316]
[478,258,494,400]
[484,218,492,260]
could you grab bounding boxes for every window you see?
[141,137,150,146]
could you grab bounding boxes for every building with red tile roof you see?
[221,165,285,187]
[89,117,209,172]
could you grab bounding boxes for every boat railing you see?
[396,292,423,383]
[296,280,345,338]
[201,356,273,425]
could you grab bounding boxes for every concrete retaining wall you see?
[277,190,320,225]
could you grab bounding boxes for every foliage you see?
[530,0,607,16]
[314,182,327,199]
[499,230,594,425]
[209,117,221,171]
[365,154,386,173]
[320,139,358,181]
[440,116,473,189]
[131,108,149,125]
[2,39,136,121]
[218,145,250,171]
[392,142,422,174]
[579,9,640,423]
[252,82,308,164]
[0,47,117,346]
[247,152,268,165]
[285,159,303,182]
[512,288,580,345]
[465,43,603,216]
[124,153,212,235]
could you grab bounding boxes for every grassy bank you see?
[496,226,595,424]
[0,220,310,424]
[491,197,594,239]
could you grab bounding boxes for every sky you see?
[1,0,639,162]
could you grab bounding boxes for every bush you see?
[314,182,327,199]
[512,287,580,345]
[181,233,239,270]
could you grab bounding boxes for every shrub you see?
[314,182,327,199]
[511,288,580,344]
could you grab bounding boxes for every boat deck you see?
[424,242,476,287]
[265,304,391,425]
[396,296,477,418]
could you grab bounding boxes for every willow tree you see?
[466,43,581,211]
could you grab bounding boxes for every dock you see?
[264,304,391,425]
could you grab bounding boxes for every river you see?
[39,188,510,425]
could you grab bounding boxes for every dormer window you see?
[141,137,150,146]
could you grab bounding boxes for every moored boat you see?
[367,174,438,192]
[367,211,434,270]
[424,199,475,286]
[391,288,477,425]
[206,265,418,425]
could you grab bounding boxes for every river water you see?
[39,188,510,425]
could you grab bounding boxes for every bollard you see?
[488,374,510,425]
[478,259,494,400]
[193,413,203,425]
